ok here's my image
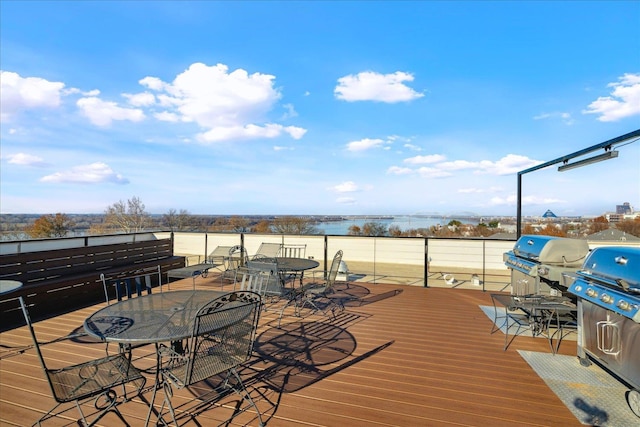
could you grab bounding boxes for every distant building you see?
[542,209,557,218]
[616,202,634,214]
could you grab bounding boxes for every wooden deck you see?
[0,274,582,427]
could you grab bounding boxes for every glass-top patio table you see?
[0,280,23,295]
[273,257,319,285]
[84,290,226,344]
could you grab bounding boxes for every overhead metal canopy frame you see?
[516,128,640,238]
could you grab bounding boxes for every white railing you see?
[166,231,516,289]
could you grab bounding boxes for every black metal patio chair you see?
[148,290,264,426]
[17,296,146,426]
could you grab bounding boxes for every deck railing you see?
[3,231,638,296]
[167,231,518,290]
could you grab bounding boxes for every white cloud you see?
[2,64,305,142]
[197,124,306,143]
[437,160,479,171]
[533,111,574,125]
[404,154,446,165]
[137,62,306,142]
[476,154,542,175]
[403,143,422,151]
[138,76,167,91]
[387,166,413,175]
[123,91,156,107]
[389,154,541,178]
[286,126,307,139]
[0,71,65,122]
[488,194,566,207]
[273,145,293,151]
[4,153,48,167]
[417,167,452,178]
[281,103,298,119]
[336,197,357,204]
[458,186,503,194]
[346,138,385,152]
[154,111,180,122]
[332,181,359,193]
[335,71,424,103]
[583,73,640,122]
[40,162,129,184]
[76,97,146,127]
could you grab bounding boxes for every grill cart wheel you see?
[627,389,640,418]
[579,356,591,367]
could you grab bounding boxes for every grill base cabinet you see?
[577,300,640,418]
[579,300,640,387]
[566,246,640,419]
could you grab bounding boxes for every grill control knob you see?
[617,300,631,311]
[600,294,613,304]
[586,288,598,298]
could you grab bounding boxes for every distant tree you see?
[616,217,640,238]
[587,216,609,235]
[405,227,431,237]
[271,216,319,234]
[229,216,250,232]
[24,213,75,238]
[488,220,500,228]
[103,196,149,233]
[362,222,387,236]
[206,217,228,232]
[388,225,403,237]
[447,220,462,227]
[87,222,111,235]
[470,223,497,237]
[538,224,567,237]
[252,220,272,233]
[163,209,197,231]
[347,225,362,236]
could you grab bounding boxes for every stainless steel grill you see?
[503,235,590,297]
[564,246,640,419]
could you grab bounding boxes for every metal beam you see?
[516,129,640,238]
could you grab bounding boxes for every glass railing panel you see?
[172,232,208,265]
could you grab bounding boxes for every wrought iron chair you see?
[241,258,289,308]
[148,291,264,426]
[100,265,163,360]
[221,245,249,283]
[100,265,162,303]
[298,250,344,316]
[17,296,146,426]
[280,243,306,258]
[545,308,578,354]
[278,244,307,284]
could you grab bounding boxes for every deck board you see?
[0,276,583,426]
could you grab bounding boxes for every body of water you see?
[316,215,480,235]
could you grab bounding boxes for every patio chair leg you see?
[228,368,265,427]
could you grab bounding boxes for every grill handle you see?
[596,320,621,355]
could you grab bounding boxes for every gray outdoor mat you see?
[518,350,638,426]
[479,305,535,337]
[480,305,578,341]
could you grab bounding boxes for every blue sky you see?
[1,1,639,217]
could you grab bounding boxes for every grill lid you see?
[511,235,589,266]
[577,246,640,293]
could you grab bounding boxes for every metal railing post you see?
[424,238,429,288]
